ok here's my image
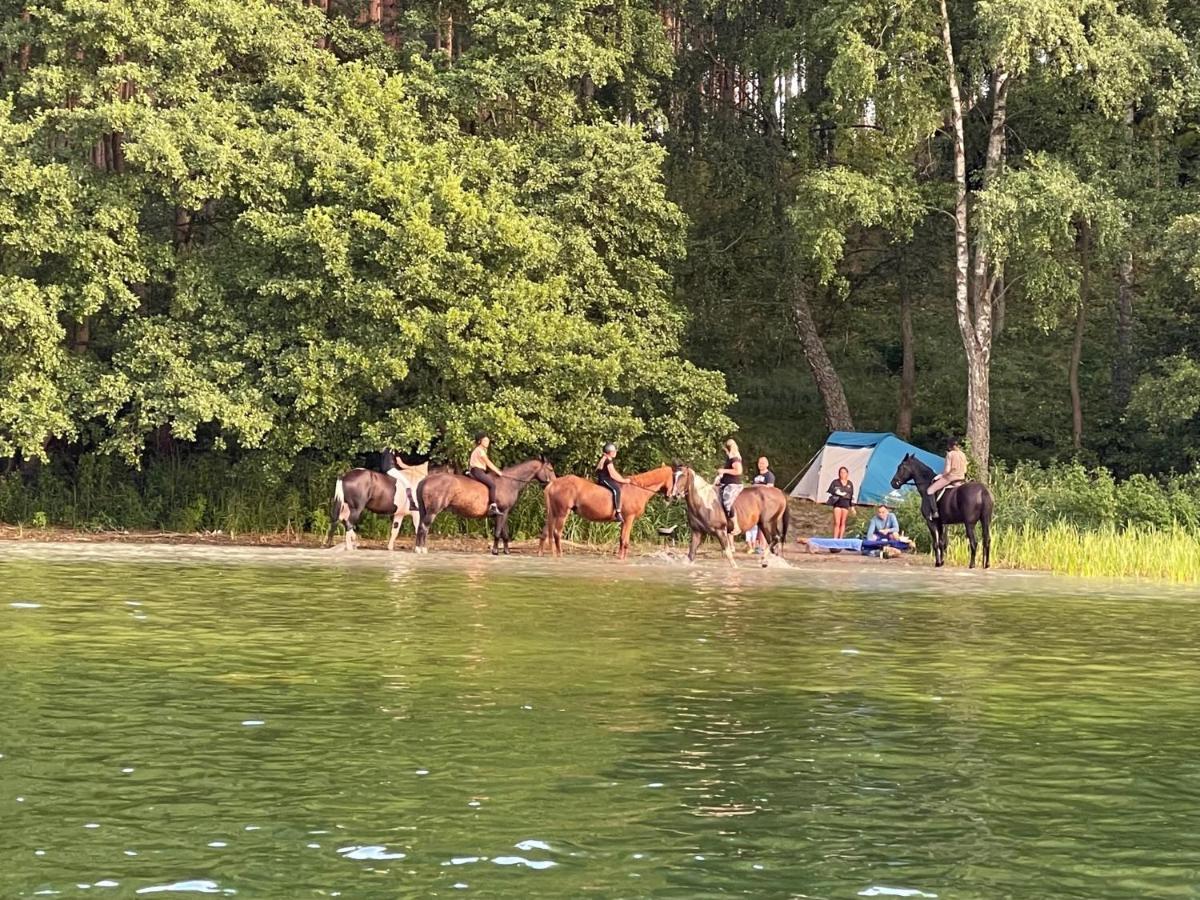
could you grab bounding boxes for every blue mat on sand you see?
[807,538,914,554]
[807,538,863,551]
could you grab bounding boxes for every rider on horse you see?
[713,438,744,532]
[926,438,968,519]
[468,433,504,517]
[381,448,418,518]
[595,443,630,523]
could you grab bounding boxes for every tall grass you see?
[941,523,1200,583]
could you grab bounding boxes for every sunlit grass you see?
[941,522,1200,583]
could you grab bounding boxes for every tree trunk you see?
[790,281,854,432]
[19,9,32,72]
[940,0,1006,480]
[1069,225,1090,452]
[1112,249,1135,409]
[897,291,915,439]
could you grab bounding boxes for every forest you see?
[1,0,1198,534]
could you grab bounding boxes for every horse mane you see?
[629,464,670,487]
[690,469,719,507]
[501,457,546,475]
[906,454,935,480]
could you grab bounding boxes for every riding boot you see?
[613,510,624,523]
[923,493,938,520]
[487,502,499,517]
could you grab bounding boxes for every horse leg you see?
[719,531,737,568]
[491,515,503,556]
[417,512,435,552]
[688,529,702,563]
[408,506,422,553]
[981,513,991,569]
[619,517,632,560]
[965,521,978,569]
[387,513,401,552]
[502,517,511,555]
[935,522,947,567]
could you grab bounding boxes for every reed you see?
[939,522,1200,583]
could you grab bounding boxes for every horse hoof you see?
[491,549,499,556]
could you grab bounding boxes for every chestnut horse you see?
[324,463,430,552]
[415,457,556,555]
[671,465,790,567]
[537,464,681,560]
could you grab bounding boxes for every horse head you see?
[535,456,556,483]
[669,461,689,499]
[890,453,915,489]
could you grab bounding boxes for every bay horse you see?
[415,457,556,555]
[537,464,680,560]
[324,463,430,551]
[890,453,993,568]
[670,466,790,568]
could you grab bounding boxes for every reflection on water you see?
[2,544,1200,898]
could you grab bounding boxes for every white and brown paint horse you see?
[324,463,431,551]
[671,465,790,567]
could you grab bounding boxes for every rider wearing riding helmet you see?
[468,432,504,517]
[595,443,630,523]
[926,437,969,519]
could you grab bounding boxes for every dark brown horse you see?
[324,463,431,551]
[415,457,556,555]
[671,466,790,567]
[891,454,993,568]
[537,464,680,560]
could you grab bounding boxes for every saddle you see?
[933,480,965,504]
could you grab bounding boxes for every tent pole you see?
[783,447,823,494]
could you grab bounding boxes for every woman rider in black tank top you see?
[595,443,625,522]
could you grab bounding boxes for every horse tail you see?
[324,478,345,547]
[781,502,790,546]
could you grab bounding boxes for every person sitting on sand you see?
[866,503,909,544]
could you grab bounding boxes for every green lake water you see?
[2,544,1199,899]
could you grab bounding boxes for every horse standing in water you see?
[891,453,993,568]
[415,457,556,555]
[670,465,790,567]
[324,463,430,551]
[538,464,680,560]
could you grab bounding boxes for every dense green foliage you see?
[0,0,732,473]
[1,0,1199,538]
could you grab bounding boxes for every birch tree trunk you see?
[939,0,1008,479]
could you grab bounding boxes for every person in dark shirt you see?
[743,456,777,553]
[751,457,775,487]
[827,466,854,539]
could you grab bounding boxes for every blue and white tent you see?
[790,432,945,506]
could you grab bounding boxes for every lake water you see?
[2,544,1199,898]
